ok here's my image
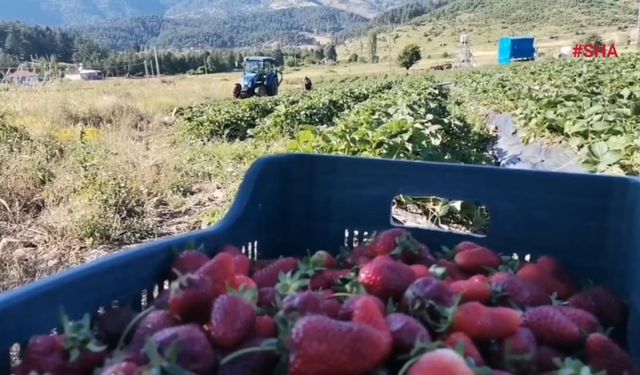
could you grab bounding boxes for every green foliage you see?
[455,54,640,174]
[397,43,422,70]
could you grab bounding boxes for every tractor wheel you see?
[255,85,267,97]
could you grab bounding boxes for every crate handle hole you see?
[390,195,490,237]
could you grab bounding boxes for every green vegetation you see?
[456,54,640,175]
[397,43,422,69]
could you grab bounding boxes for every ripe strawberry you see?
[257,287,277,309]
[282,291,325,317]
[170,250,209,280]
[452,302,522,341]
[408,348,474,375]
[99,361,141,375]
[128,310,180,354]
[321,298,342,319]
[233,274,257,290]
[516,256,576,299]
[196,252,236,298]
[434,259,471,281]
[338,294,385,321]
[445,332,485,367]
[450,275,491,304]
[410,264,430,279]
[555,306,599,334]
[532,345,564,372]
[497,327,537,373]
[363,228,409,257]
[148,324,218,375]
[568,286,627,327]
[95,306,136,349]
[489,272,550,308]
[359,256,416,301]
[288,298,392,375]
[17,335,71,375]
[454,242,502,274]
[401,276,455,327]
[522,306,581,348]
[586,333,640,375]
[255,315,277,338]
[210,294,256,349]
[252,257,298,288]
[309,269,351,290]
[220,245,251,276]
[310,250,338,268]
[218,337,279,375]
[169,273,214,324]
[386,313,431,354]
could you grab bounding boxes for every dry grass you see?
[0,70,300,292]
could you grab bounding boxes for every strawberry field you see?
[455,54,640,175]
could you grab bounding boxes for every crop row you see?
[455,54,640,175]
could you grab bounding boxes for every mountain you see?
[0,0,417,26]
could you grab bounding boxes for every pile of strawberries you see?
[12,228,640,375]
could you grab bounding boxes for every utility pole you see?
[154,47,161,77]
[144,60,149,77]
[149,61,155,77]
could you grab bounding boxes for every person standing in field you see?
[304,76,313,91]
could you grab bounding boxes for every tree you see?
[325,44,337,61]
[368,30,378,64]
[348,53,358,63]
[397,43,421,70]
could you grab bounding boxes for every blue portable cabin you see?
[498,36,536,65]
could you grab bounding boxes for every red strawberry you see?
[555,306,599,334]
[363,228,409,257]
[410,264,430,279]
[435,259,471,281]
[170,251,209,280]
[169,274,214,324]
[586,333,640,375]
[517,256,576,299]
[288,297,392,375]
[450,275,491,304]
[310,250,338,268]
[257,287,277,309]
[454,242,502,274]
[522,306,581,348]
[210,294,256,349]
[497,327,537,372]
[17,335,71,375]
[452,302,522,341]
[282,291,325,317]
[218,337,279,375]
[220,245,251,276]
[309,269,351,290]
[321,298,342,319]
[408,348,474,375]
[568,286,627,327]
[255,315,277,338]
[445,332,485,367]
[358,256,416,301]
[99,362,141,375]
[252,257,298,288]
[128,310,179,354]
[386,313,431,354]
[95,307,136,349]
[148,324,218,375]
[532,345,564,372]
[233,274,257,290]
[401,276,455,327]
[196,252,237,298]
[489,273,550,308]
[338,295,385,321]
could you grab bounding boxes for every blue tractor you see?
[233,56,283,99]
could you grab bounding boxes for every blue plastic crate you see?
[1,153,639,371]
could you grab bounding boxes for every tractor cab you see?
[234,56,283,99]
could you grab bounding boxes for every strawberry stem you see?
[116,306,154,350]
[397,356,420,375]
[220,339,279,366]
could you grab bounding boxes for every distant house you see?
[4,70,39,85]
